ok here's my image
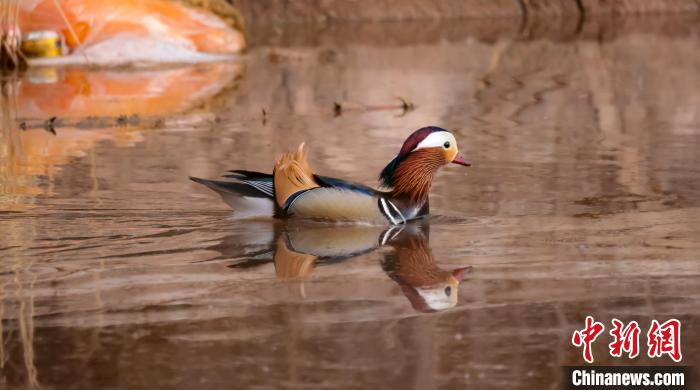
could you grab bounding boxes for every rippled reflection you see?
[0,62,242,204]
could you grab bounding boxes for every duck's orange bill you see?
[452,153,471,166]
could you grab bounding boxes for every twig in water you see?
[333,102,342,117]
[332,97,416,117]
[45,117,57,135]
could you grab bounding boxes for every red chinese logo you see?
[608,318,640,359]
[647,319,682,362]
[572,317,682,363]
[572,316,605,363]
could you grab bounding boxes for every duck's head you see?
[379,126,470,198]
[397,126,471,168]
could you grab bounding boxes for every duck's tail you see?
[273,142,320,208]
[189,175,275,218]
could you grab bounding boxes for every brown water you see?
[2,17,700,389]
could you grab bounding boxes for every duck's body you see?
[190,126,470,224]
[190,169,422,224]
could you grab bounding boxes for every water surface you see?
[1,17,699,389]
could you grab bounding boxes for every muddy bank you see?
[233,0,700,23]
[245,13,700,47]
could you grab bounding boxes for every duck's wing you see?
[314,175,378,195]
[225,165,378,203]
[273,143,321,209]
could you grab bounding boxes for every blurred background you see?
[1,1,699,389]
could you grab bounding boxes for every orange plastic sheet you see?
[18,0,245,64]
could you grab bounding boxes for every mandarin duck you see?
[190,126,470,224]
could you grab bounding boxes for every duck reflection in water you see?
[381,224,470,312]
[217,221,471,312]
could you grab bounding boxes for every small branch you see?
[332,97,416,117]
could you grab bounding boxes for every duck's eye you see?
[443,141,451,149]
[444,286,452,296]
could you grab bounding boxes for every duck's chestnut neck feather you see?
[387,149,444,203]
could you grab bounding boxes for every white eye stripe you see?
[414,131,457,151]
